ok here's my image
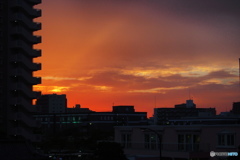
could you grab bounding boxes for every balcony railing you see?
[14,13,41,31]
[12,0,41,18]
[26,0,41,5]
[12,68,41,85]
[11,40,41,57]
[12,26,41,44]
[12,54,41,71]
[10,112,37,128]
[10,98,36,113]
[9,127,36,141]
[12,82,41,99]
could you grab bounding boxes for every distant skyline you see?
[34,0,240,116]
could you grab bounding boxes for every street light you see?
[141,128,162,160]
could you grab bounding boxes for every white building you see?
[115,119,240,160]
[36,94,67,113]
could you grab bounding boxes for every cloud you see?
[35,0,240,115]
[34,85,70,93]
[42,76,92,81]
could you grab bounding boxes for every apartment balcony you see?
[12,0,41,18]
[9,126,35,141]
[10,112,37,128]
[12,26,41,44]
[12,54,41,71]
[10,99,36,113]
[12,68,41,85]
[11,40,41,58]
[12,82,41,99]
[14,13,41,31]
[26,0,41,5]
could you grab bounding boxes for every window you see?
[144,133,160,150]
[178,134,200,151]
[218,133,235,147]
[121,133,131,148]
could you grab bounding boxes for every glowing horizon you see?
[33,0,240,116]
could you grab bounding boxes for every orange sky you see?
[33,0,240,117]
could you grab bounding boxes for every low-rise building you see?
[115,118,240,160]
[154,100,216,125]
[36,94,67,113]
[34,105,148,134]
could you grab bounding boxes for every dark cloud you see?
[205,70,236,79]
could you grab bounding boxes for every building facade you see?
[0,0,41,141]
[36,94,67,113]
[115,119,240,160]
[34,105,148,134]
[154,107,216,125]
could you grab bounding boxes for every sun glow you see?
[34,85,70,93]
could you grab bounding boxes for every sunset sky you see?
[33,0,240,116]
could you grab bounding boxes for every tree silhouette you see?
[94,142,128,160]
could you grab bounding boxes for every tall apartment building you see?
[36,94,67,113]
[0,0,42,141]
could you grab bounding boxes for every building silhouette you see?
[175,99,196,108]
[36,94,67,113]
[34,105,148,134]
[67,104,93,113]
[154,99,216,125]
[0,0,41,142]
[231,102,240,115]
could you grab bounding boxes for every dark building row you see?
[154,99,216,125]
[34,104,148,134]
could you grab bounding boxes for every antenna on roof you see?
[155,95,157,108]
[188,88,193,100]
[189,88,191,100]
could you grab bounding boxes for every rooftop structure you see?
[36,94,67,113]
[154,100,216,125]
[115,118,240,160]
